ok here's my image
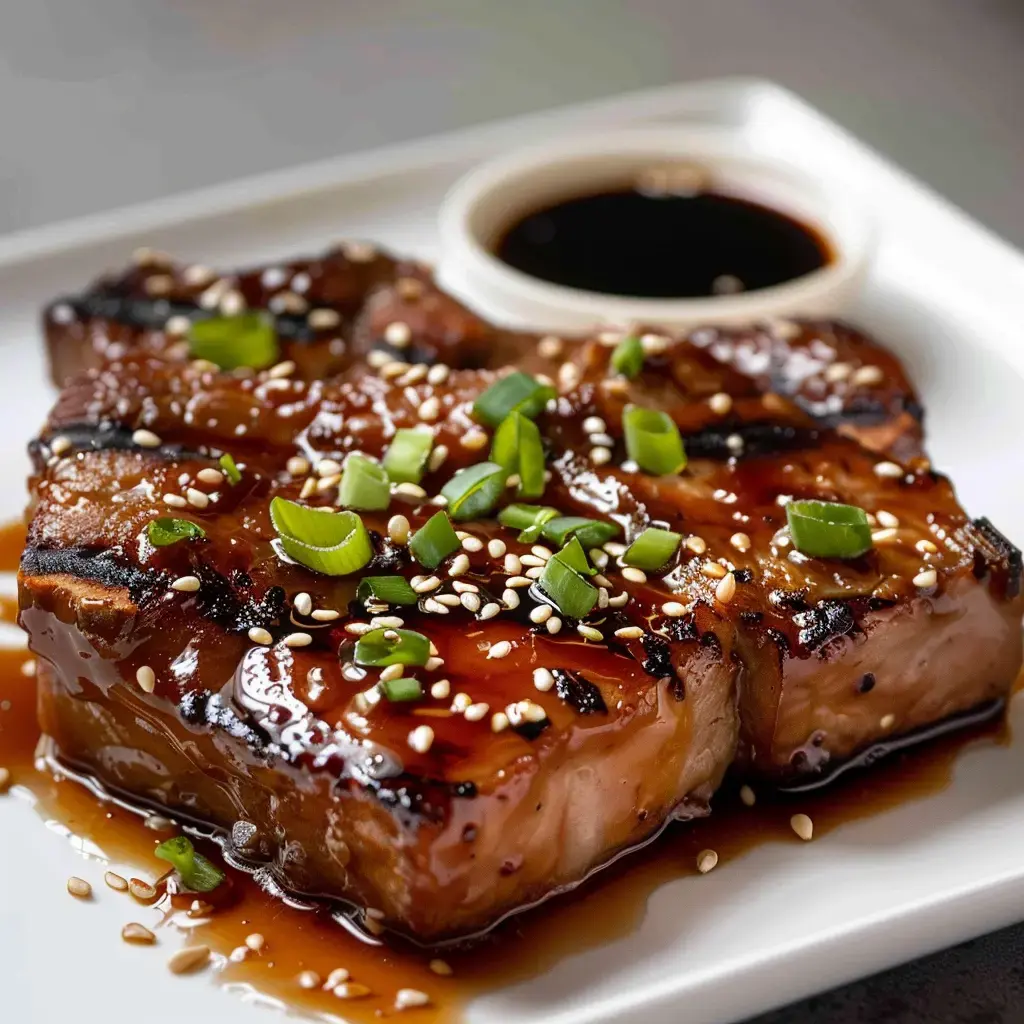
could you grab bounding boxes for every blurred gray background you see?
[1,0,1022,245]
[3,1,1024,1022]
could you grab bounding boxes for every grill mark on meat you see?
[551,670,608,715]
[20,545,164,604]
[971,517,1023,597]
[683,421,819,460]
[793,600,859,652]
[53,292,318,342]
[32,424,206,463]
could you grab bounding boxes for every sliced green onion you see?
[409,510,461,569]
[270,497,372,575]
[491,412,545,498]
[379,677,423,702]
[357,575,419,606]
[610,335,644,378]
[382,428,434,485]
[539,540,598,619]
[354,628,430,668]
[218,453,242,484]
[440,461,506,520]
[623,405,687,475]
[623,527,682,570]
[554,535,596,576]
[473,372,555,428]
[498,504,560,531]
[786,500,872,559]
[541,516,620,550]
[188,312,279,370]
[147,518,206,547]
[338,454,391,511]
[154,836,224,893]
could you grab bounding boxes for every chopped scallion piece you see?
[473,372,555,428]
[491,412,545,498]
[270,497,372,575]
[218,453,242,484]
[541,516,620,550]
[440,461,506,520]
[379,677,423,702]
[409,510,461,569]
[623,527,682,570]
[786,500,872,559]
[354,628,431,668]
[147,518,206,547]
[357,575,419,606]
[622,405,687,475]
[538,539,598,619]
[498,504,560,531]
[188,312,279,370]
[338,454,391,511]
[382,428,434,484]
[154,836,224,893]
[554,535,596,576]
[610,335,644,378]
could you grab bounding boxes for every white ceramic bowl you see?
[437,127,874,333]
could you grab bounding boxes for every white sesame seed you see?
[622,566,647,584]
[684,535,707,555]
[529,604,552,623]
[708,392,733,416]
[427,364,450,386]
[852,365,884,387]
[824,361,852,383]
[662,601,687,617]
[418,396,441,421]
[334,982,373,1000]
[136,665,156,693]
[501,552,522,574]
[614,626,644,640]
[715,573,737,604]
[397,364,428,386]
[434,594,460,608]
[730,532,751,553]
[285,455,310,477]
[408,725,434,754]
[740,784,756,807]
[171,575,200,592]
[219,289,246,316]
[311,609,340,622]
[430,679,451,700]
[451,692,472,713]
[506,575,532,588]
[283,632,313,648]
[460,429,489,451]
[488,538,507,558]
[461,535,483,552]
[538,335,564,359]
[267,360,296,380]
[577,624,604,641]
[533,667,555,692]
[412,576,441,594]
[427,444,449,473]
[132,428,162,448]
[373,616,406,629]
[384,322,412,348]
[186,487,210,509]
[460,592,482,613]
[50,435,72,456]
[546,616,563,634]
[608,592,630,608]
[393,482,427,501]
[582,415,607,434]
[520,554,546,568]
[381,665,405,685]
[881,713,896,729]
[298,970,322,989]
[448,553,470,577]
[66,876,92,899]
[452,580,479,593]
[163,493,188,508]
[480,602,501,620]
[590,446,612,466]
[916,538,939,554]
[248,627,273,645]
[790,813,814,841]
[871,528,898,543]
[197,467,224,486]
[293,592,313,617]
[464,702,490,722]
[702,561,727,579]
[696,849,719,874]
[874,461,904,479]
[488,641,512,660]
[876,510,900,529]
[308,308,341,330]
[913,568,938,589]
[525,566,545,580]
[395,989,431,1011]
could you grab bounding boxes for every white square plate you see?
[2,78,1023,1024]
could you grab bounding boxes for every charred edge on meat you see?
[32,424,205,462]
[637,633,687,700]
[551,669,609,714]
[972,517,1023,597]
[793,391,924,429]
[49,292,318,341]
[20,545,166,604]
[793,599,859,653]
[682,421,819,460]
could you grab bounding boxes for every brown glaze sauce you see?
[0,518,1014,1022]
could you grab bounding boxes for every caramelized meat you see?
[21,246,1020,943]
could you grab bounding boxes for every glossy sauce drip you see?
[0,521,1015,1022]
[495,188,832,298]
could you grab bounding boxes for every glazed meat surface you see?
[19,245,1022,942]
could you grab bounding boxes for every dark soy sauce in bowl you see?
[495,187,833,299]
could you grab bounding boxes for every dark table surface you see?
[4,2,1024,1020]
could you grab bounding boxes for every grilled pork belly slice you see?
[44,248,923,459]
[19,331,1020,939]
